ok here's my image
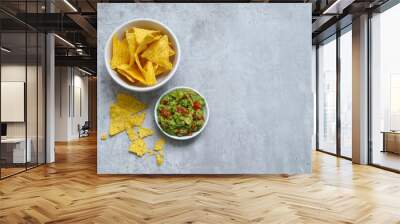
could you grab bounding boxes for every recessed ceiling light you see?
[54,34,75,48]
[63,0,78,12]
[78,67,93,76]
[1,47,11,53]
[322,0,354,15]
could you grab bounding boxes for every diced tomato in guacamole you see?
[157,89,206,137]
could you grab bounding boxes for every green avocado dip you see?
[157,89,206,137]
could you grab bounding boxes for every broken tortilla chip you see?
[156,154,164,166]
[109,104,129,136]
[100,133,108,141]
[126,128,139,142]
[154,138,165,151]
[138,127,154,139]
[128,138,147,157]
[128,112,146,127]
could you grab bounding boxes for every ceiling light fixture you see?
[322,0,354,15]
[63,0,78,12]
[78,67,93,76]
[1,47,11,53]
[54,34,75,48]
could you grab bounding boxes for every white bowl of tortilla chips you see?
[105,18,180,92]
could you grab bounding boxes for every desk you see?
[1,138,31,163]
[381,131,400,154]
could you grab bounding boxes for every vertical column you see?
[312,45,317,150]
[336,30,341,156]
[46,1,55,163]
[352,14,369,164]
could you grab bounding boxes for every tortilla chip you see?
[111,35,130,69]
[147,150,155,156]
[143,61,157,86]
[138,127,154,139]
[135,35,162,73]
[169,45,175,56]
[100,133,108,141]
[156,154,164,166]
[141,35,172,70]
[154,138,165,151]
[134,27,160,44]
[127,112,146,127]
[128,138,147,157]
[109,104,129,136]
[134,57,146,75]
[126,128,139,142]
[154,64,170,76]
[115,92,147,114]
[116,64,147,85]
[136,34,161,54]
[125,32,137,66]
[116,66,137,84]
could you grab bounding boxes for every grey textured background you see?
[97,3,312,174]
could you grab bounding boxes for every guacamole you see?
[157,89,206,137]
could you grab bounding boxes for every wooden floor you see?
[373,150,400,171]
[1,167,26,178]
[1,136,400,224]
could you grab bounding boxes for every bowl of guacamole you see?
[155,87,209,140]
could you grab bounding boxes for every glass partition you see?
[339,28,352,158]
[1,31,28,177]
[317,36,337,154]
[371,3,400,171]
[0,1,46,179]
[27,31,38,169]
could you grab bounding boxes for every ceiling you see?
[0,0,393,74]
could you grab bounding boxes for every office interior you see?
[0,0,399,177]
[0,0,400,222]
[0,2,399,223]
[0,0,96,179]
[315,2,400,172]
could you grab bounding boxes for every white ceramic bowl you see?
[104,18,181,92]
[154,87,209,140]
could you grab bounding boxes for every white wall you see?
[55,66,69,141]
[1,63,46,164]
[54,67,89,141]
[1,65,26,139]
[1,65,39,138]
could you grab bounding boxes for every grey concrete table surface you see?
[97,3,313,174]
